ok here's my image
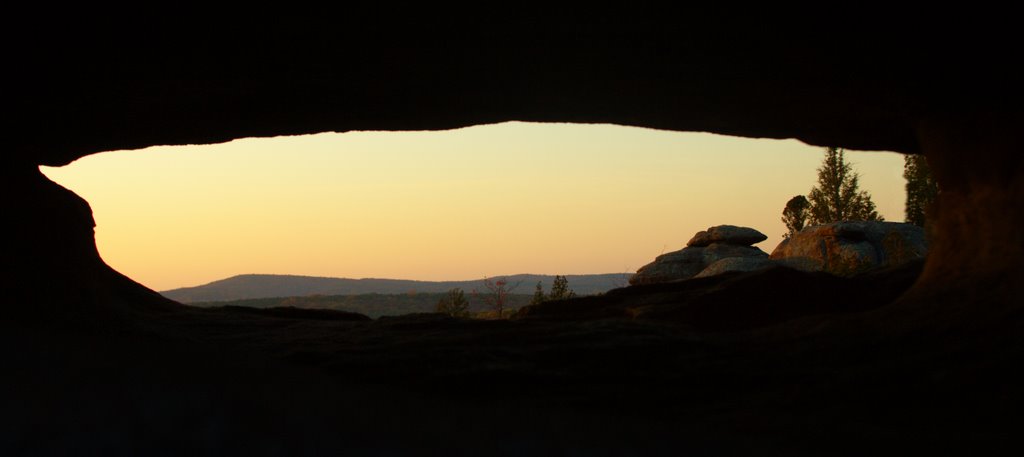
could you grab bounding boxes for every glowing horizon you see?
[41,122,908,291]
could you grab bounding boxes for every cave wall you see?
[907,116,1023,323]
[7,19,1021,321]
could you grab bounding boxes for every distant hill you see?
[161,273,632,303]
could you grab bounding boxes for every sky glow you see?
[41,122,907,291]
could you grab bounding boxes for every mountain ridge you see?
[162,273,632,303]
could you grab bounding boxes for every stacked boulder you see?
[770,221,927,276]
[630,225,772,286]
[629,222,929,286]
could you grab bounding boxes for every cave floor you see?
[5,265,1022,456]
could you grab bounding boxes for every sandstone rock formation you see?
[687,225,768,247]
[630,226,768,285]
[694,256,777,278]
[770,221,928,277]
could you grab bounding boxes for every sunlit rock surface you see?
[687,225,768,247]
[770,221,928,277]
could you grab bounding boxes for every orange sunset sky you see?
[41,122,907,291]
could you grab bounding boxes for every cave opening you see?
[39,122,908,298]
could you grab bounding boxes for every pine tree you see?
[903,154,939,227]
[548,275,575,301]
[530,281,547,306]
[807,147,883,225]
[781,195,810,237]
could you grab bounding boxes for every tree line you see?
[436,275,577,319]
[782,147,938,236]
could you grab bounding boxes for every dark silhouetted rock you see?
[213,305,372,321]
[770,221,928,276]
[687,225,768,247]
[521,258,926,331]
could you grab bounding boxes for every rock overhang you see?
[14,20,993,167]
[5,19,1022,321]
